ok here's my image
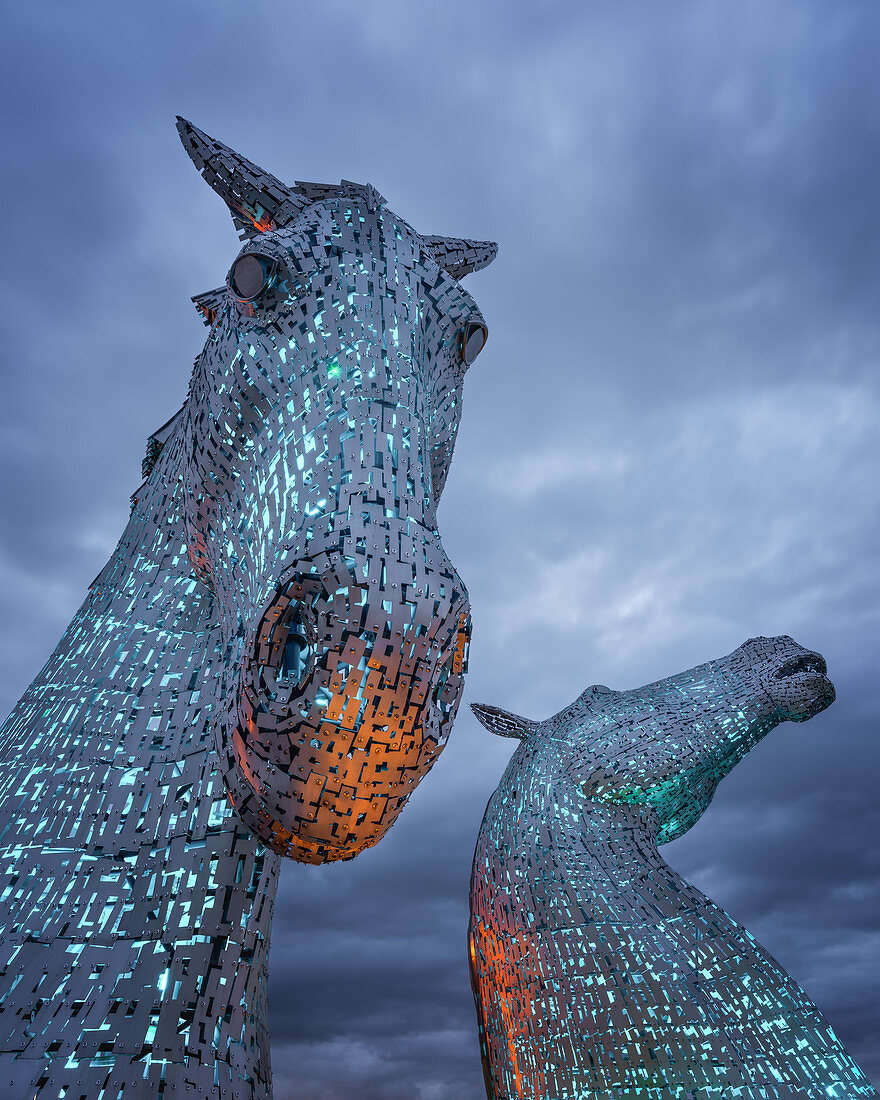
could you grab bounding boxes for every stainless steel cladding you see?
[176,118,495,863]
[0,120,495,1098]
[469,637,876,1099]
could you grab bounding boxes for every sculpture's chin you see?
[778,674,836,723]
[223,690,454,863]
[791,684,836,722]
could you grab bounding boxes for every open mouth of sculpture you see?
[224,565,471,863]
[773,653,828,679]
[770,649,834,721]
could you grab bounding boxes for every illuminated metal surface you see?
[469,637,877,1098]
[0,120,495,1097]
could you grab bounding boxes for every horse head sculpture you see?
[0,121,496,1097]
[468,638,874,1098]
[176,120,496,863]
[473,634,833,845]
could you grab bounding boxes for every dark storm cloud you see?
[1,1,878,1095]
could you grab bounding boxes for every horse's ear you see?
[471,703,538,740]
[176,117,308,240]
[422,235,498,279]
[191,286,227,327]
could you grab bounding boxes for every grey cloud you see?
[1,0,878,1095]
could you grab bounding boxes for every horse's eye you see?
[460,322,488,366]
[228,253,276,301]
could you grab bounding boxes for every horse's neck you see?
[0,432,281,1098]
[0,430,214,789]
[473,750,704,933]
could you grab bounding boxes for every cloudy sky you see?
[1,1,878,1095]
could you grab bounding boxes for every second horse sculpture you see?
[470,636,877,1099]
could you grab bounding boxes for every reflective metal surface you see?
[469,637,876,1098]
[0,120,495,1098]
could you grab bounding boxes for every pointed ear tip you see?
[175,117,199,152]
[470,702,501,729]
[176,117,212,149]
[470,242,498,273]
[470,702,532,739]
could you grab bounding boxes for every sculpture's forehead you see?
[262,198,422,265]
[242,201,480,329]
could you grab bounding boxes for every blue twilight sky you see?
[0,2,878,1095]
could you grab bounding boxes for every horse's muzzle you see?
[218,534,470,862]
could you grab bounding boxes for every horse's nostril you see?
[260,602,315,694]
[774,653,828,680]
[278,621,311,686]
[431,613,471,718]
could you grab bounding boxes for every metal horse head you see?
[473,634,835,844]
[467,638,857,1099]
[176,120,496,863]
